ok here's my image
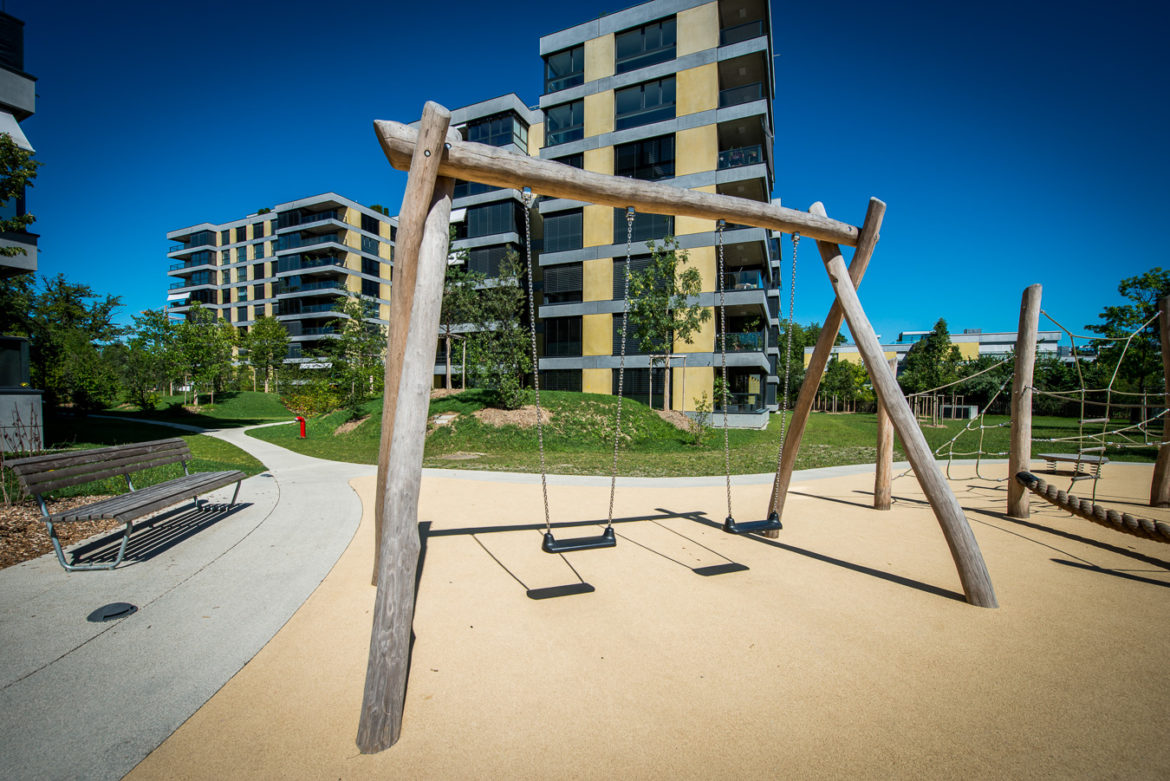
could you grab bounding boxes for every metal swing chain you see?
[520,187,552,534]
[770,232,799,505]
[716,219,733,520]
[607,207,636,526]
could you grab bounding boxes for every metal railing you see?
[717,144,763,170]
[720,20,765,46]
[715,391,765,413]
[719,82,764,108]
[721,269,764,290]
[719,330,766,351]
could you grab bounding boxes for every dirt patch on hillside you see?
[333,416,369,436]
[430,388,464,399]
[657,409,694,432]
[474,405,551,428]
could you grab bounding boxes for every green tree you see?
[242,315,289,393]
[626,236,711,410]
[898,318,963,394]
[465,252,531,409]
[326,297,386,412]
[0,134,40,256]
[440,261,484,390]
[1086,267,1170,398]
[821,357,870,409]
[178,303,235,407]
[129,308,181,397]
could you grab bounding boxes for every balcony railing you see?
[720,20,765,46]
[168,257,215,271]
[715,391,765,413]
[718,330,766,351]
[719,82,764,109]
[717,144,764,170]
[721,269,765,291]
[276,279,346,295]
[301,326,338,336]
[277,232,341,251]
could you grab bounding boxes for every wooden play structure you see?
[356,102,998,753]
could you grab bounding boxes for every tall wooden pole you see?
[764,199,885,536]
[1150,296,1170,506]
[874,356,897,510]
[372,103,453,586]
[821,252,998,608]
[1007,284,1042,518]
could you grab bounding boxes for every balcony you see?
[721,268,764,291]
[717,144,764,170]
[715,391,765,414]
[718,330,766,352]
[275,279,346,295]
[720,20,765,46]
[719,82,764,109]
[276,232,342,252]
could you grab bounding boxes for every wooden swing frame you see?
[356,102,998,754]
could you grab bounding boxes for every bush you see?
[281,380,343,417]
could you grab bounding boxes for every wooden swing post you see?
[1007,284,1042,518]
[1150,295,1170,506]
[764,199,885,534]
[875,356,897,511]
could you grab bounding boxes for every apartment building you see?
[0,10,37,275]
[166,193,396,361]
[808,329,1067,369]
[531,0,778,425]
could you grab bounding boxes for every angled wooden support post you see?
[875,356,898,510]
[764,198,885,535]
[821,244,998,608]
[1150,296,1170,506]
[358,102,457,754]
[1007,284,1042,518]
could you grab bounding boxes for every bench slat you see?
[8,438,187,472]
[18,448,190,495]
[51,471,245,523]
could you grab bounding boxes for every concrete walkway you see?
[0,422,374,781]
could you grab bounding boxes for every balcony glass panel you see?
[615,18,676,74]
[615,77,676,131]
[721,269,764,290]
[717,144,763,170]
[719,82,764,108]
[545,100,584,146]
[720,20,765,46]
[545,44,584,92]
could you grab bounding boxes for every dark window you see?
[544,44,584,92]
[541,369,582,392]
[613,314,664,356]
[254,243,265,259]
[362,279,379,298]
[189,270,214,286]
[467,245,512,278]
[453,180,501,198]
[544,316,582,357]
[236,247,247,263]
[613,209,673,243]
[615,367,666,407]
[615,77,676,131]
[237,306,246,322]
[543,262,582,304]
[220,229,231,245]
[615,17,676,74]
[254,222,267,238]
[361,235,380,255]
[253,284,264,302]
[550,152,584,169]
[612,255,652,298]
[235,226,248,243]
[545,100,584,146]
[543,210,582,253]
[615,135,675,180]
[220,250,230,264]
[361,257,380,276]
[466,113,528,150]
[361,213,380,234]
[466,201,521,238]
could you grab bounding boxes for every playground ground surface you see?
[126,461,1170,779]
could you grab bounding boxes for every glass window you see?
[544,44,584,92]
[362,278,379,298]
[615,367,666,407]
[542,262,582,304]
[542,210,582,253]
[615,135,675,181]
[236,247,247,263]
[361,235,379,255]
[466,113,527,150]
[544,316,582,357]
[550,152,583,169]
[361,257,379,276]
[466,202,521,238]
[220,250,230,264]
[613,209,673,244]
[253,284,264,302]
[612,317,665,356]
[235,226,248,243]
[254,222,266,238]
[453,180,502,198]
[219,229,230,245]
[545,100,584,146]
[612,255,652,298]
[361,213,380,234]
[253,243,265,260]
[540,369,582,392]
[615,18,676,74]
[237,306,246,323]
[468,245,511,278]
[615,77,676,131]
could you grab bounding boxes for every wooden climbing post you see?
[1150,295,1170,506]
[821,246,998,608]
[358,102,456,754]
[874,356,897,510]
[1007,284,1042,518]
[764,199,885,536]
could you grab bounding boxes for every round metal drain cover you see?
[87,602,138,622]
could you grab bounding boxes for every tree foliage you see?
[1085,267,1170,397]
[465,252,531,409]
[325,297,385,413]
[177,302,235,407]
[898,318,963,394]
[0,135,40,256]
[439,261,484,390]
[242,315,289,393]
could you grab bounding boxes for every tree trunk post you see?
[445,335,452,390]
[1150,296,1170,506]
[875,356,897,510]
[372,103,454,587]
[1007,284,1042,518]
[821,251,997,608]
[764,198,886,537]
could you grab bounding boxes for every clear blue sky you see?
[14,0,1170,345]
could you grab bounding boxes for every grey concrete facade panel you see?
[448,94,541,126]
[539,0,711,55]
[452,232,521,252]
[539,48,718,110]
[0,67,34,117]
[452,188,525,209]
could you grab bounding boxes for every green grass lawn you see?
[246,389,1159,477]
[3,415,267,501]
[106,390,294,429]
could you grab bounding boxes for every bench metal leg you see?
[46,519,133,572]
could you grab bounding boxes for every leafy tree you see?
[1086,267,1170,398]
[326,297,385,412]
[129,308,181,397]
[0,273,35,336]
[465,252,531,409]
[242,315,289,393]
[56,331,120,411]
[178,302,235,407]
[953,354,1015,414]
[821,357,870,409]
[0,134,40,256]
[780,321,843,401]
[626,236,711,410]
[439,261,484,390]
[898,318,963,394]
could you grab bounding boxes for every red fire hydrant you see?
[296,416,306,438]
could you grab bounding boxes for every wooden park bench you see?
[1036,452,1109,481]
[7,438,245,571]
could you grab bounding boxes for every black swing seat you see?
[542,526,616,554]
[723,513,782,535]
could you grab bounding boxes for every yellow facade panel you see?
[958,343,980,360]
[584,91,615,137]
[584,146,613,175]
[528,121,545,154]
[583,204,614,247]
[677,2,719,56]
[582,368,611,395]
[583,257,614,301]
[582,313,612,356]
[584,34,615,82]
[686,244,717,294]
[672,365,714,412]
[677,309,716,353]
[675,126,717,176]
[676,63,719,116]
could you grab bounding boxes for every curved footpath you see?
[0,422,374,781]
